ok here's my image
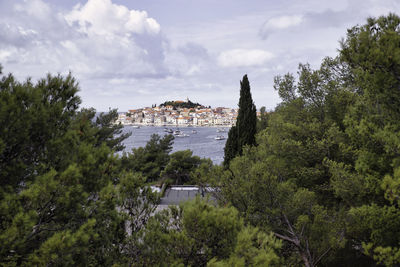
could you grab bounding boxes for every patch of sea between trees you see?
[119,125,230,165]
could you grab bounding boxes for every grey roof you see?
[159,186,214,205]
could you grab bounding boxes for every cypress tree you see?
[223,125,238,167]
[223,74,257,167]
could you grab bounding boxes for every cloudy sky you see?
[1,0,399,111]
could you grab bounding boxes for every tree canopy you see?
[0,69,153,266]
[159,99,204,109]
[213,13,400,267]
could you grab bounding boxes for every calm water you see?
[121,126,229,165]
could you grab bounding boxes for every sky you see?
[1,0,399,111]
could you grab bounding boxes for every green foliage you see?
[220,13,400,266]
[27,219,98,266]
[223,75,257,167]
[273,73,297,103]
[0,72,81,190]
[0,69,150,266]
[348,205,400,247]
[363,243,400,267]
[161,150,204,184]
[160,100,204,109]
[257,106,270,132]
[93,108,131,152]
[121,133,174,182]
[134,198,280,266]
[326,13,400,265]
[217,149,346,266]
[208,227,282,267]
[116,172,160,265]
[216,47,357,267]
[346,167,400,266]
[223,125,238,168]
[191,158,217,188]
[382,167,400,205]
[182,199,242,261]
[117,172,160,234]
[340,13,400,121]
[236,75,257,153]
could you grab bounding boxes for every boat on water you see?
[174,130,182,135]
[131,125,140,128]
[216,128,226,133]
[192,130,197,134]
[215,135,225,140]
[176,133,190,138]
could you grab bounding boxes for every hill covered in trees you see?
[159,99,206,109]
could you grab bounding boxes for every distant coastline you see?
[115,100,238,127]
[122,123,232,128]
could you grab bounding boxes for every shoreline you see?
[121,124,232,128]
[121,123,232,128]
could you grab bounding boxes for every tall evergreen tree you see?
[223,125,238,167]
[224,75,257,167]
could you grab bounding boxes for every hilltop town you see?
[116,100,238,127]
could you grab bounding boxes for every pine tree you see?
[223,75,257,167]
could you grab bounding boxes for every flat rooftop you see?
[159,186,215,206]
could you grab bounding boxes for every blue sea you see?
[120,126,229,165]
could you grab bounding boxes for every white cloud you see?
[259,14,304,39]
[217,49,274,68]
[263,15,303,30]
[14,0,51,21]
[0,49,13,62]
[165,42,209,76]
[1,0,400,111]
[65,0,160,36]
[0,0,168,81]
